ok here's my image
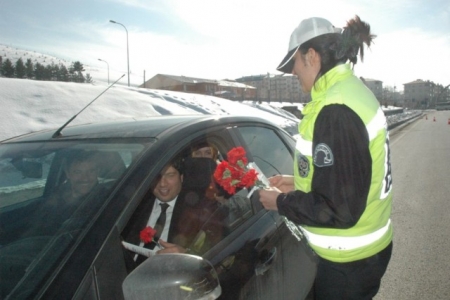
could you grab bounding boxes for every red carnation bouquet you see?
[214,147,265,195]
[213,147,306,243]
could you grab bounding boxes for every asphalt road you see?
[375,110,450,299]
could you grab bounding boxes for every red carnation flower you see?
[140,226,157,244]
[222,181,236,195]
[227,146,247,165]
[239,169,258,188]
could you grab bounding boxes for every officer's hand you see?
[269,175,294,193]
[258,188,280,211]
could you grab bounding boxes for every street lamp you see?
[98,58,109,85]
[110,20,130,87]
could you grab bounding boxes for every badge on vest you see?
[313,143,334,167]
[297,154,310,177]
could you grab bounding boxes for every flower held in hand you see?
[214,147,260,195]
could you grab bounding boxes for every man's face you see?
[66,160,99,198]
[153,165,183,202]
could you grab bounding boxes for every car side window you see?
[0,141,145,299]
[237,126,294,177]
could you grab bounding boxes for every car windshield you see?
[0,139,149,298]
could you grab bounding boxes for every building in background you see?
[235,74,310,103]
[141,73,450,111]
[360,77,383,100]
[142,73,390,105]
[140,74,256,100]
[403,80,450,109]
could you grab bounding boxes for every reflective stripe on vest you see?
[366,107,387,141]
[295,107,385,158]
[300,219,391,251]
[295,136,312,155]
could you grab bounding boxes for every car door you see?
[77,120,313,300]
[95,123,290,299]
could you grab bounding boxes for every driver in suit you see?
[122,156,225,271]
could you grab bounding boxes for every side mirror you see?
[122,253,221,300]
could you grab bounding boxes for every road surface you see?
[375,110,450,299]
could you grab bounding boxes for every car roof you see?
[2,114,278,143]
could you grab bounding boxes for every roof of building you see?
[403,79,427,85]
[153,74,255,89]
[156,74,217,84]
[361,78,382,83]
[217,80,255,89]
[235,75,267,82]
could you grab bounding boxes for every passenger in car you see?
[26,150,106,236]
[191,142,252,225]
[178,156,227,248]
[191,141,219,161]
[190,141,222,201]
[59,150,101,202]
[121,157,225,271]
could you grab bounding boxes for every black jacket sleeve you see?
[277,104,372,228]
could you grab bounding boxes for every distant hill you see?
[0,44,73,68]
[0,44,143,86]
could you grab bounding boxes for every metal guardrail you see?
[387,111,422,130]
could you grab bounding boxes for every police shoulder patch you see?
[297,154,310,177]
[313,143,334,167]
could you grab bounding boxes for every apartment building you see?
[236,74,309,103]
[403,79,450,109]
[360,78,383,100]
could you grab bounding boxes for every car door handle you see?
[255,247,277,276]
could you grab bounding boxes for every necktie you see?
[154,202,170,238]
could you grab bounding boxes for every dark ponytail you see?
[336,15,376,65]
[299,15,376,85]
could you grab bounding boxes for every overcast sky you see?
[1,0,449,89]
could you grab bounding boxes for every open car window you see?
[0,140,149,299]
[121,137,264,260]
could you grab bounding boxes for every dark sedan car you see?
[0,115,316,300]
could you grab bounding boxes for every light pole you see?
[110,20,130,87]
[98,58,109,85]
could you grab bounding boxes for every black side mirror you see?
[122,253,221,300]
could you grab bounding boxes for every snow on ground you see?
[0,77,300,141]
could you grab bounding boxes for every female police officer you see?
[259,16,393,300]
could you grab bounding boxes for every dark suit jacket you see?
[122,191,188,247]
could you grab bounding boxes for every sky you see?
[1,0,449,90]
